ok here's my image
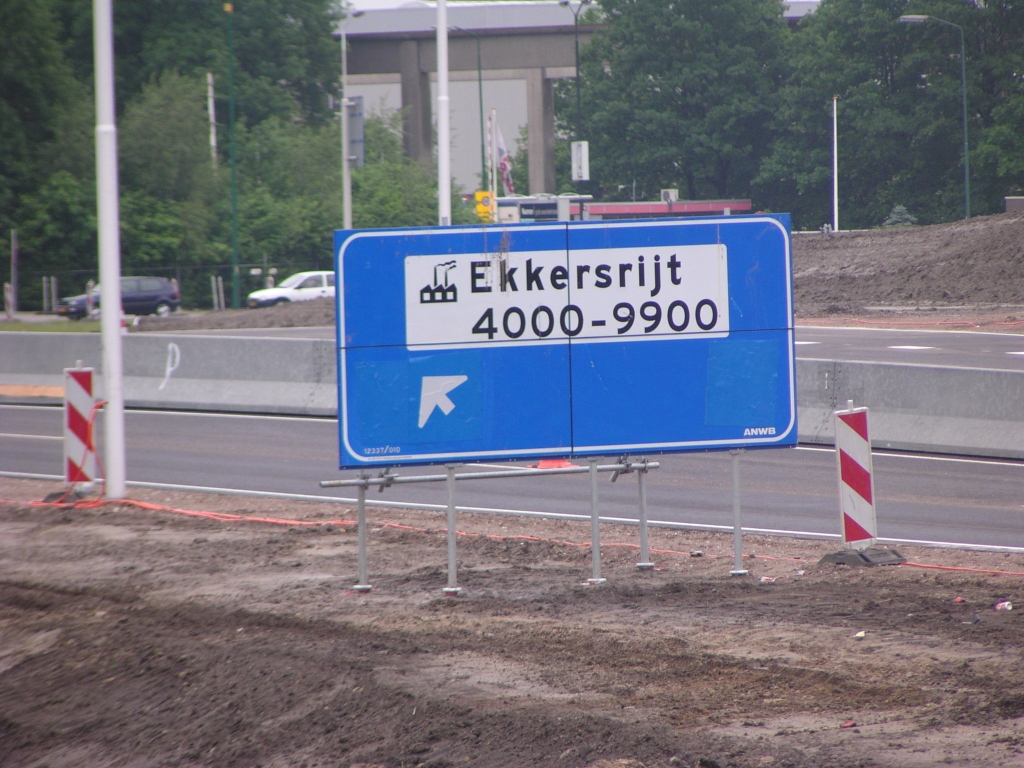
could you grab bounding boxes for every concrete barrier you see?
[5,332,1024,458]
[0,332,336,416]
[797,359,1024,459]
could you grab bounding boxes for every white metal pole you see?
[207,73,218,169]
[93,0,126,499]
[489,108,498,219]
[341,28,353,230]
[443,464,461,594]
[354,481,371,591]
[730,450,747,576]
[637,464,654,569]
[832,96,839,233]
[436,0,451,226]
[10,230,17,314]
[588,459,605,583]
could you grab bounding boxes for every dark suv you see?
[57,276,181,320]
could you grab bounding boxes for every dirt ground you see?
[792,211,1024,320]
[2,477,1024,768]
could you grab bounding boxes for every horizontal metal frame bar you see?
[319,461,660,489]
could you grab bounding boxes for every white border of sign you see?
[337,216,795,465]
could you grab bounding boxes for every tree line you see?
[568,0,1023,229]
[2,0,1021,308]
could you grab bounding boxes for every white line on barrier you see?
[0,403,336,423]
[123,410,335,424]
[0,433,63,441]
[795,445,1024,468]
[4,470,1024,554]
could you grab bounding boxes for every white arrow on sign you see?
[418,375,468,428]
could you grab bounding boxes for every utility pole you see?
[9,230,17,314]
[226,3,241,308]
[559,0,591,138]
[436,0,451,226]
[92,0,126,498]
[453,27,486,190]
[832,96,839,232]
[207,73,218,170]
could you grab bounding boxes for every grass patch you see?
[0,319,100,333]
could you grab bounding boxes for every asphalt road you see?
[4,404,1024,550]
[158,324,1024,370]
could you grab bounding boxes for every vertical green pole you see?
[226,3,240,308]
[958,25,970,219]
[475,33,485,190]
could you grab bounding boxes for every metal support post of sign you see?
[354,476,372,592]
[636,461,654,570]
[322,461,661,590]
[587,458,605,584]
[730,449,748,576]
[443,464,462,595]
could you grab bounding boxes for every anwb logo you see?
[743,427,776,436]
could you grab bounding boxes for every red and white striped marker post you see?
[64,367,97,487]
[834,402,877,549]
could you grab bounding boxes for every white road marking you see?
[800,325,1024,339]
[0,433,63,441]
[1006,351,1024,356]
[794,341,820,345]
[888,345,935,350]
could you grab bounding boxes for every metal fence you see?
[7,262,326,313]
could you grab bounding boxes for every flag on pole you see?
[496,123,515,196]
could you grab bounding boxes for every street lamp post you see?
[559,0,592,138]
[339,7,365,230]
[453,27,486,190]
[899,14,971,219]
[225,2,240,308]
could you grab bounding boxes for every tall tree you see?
[570,0,790,202]
[52,0,339,127]
[756,0,1024,229]
[0,0,77,241]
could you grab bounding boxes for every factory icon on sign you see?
[420,261,458,304]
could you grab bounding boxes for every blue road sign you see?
[335,216,796,468]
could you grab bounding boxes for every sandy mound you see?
[793,212,1024,316]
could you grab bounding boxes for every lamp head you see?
[898,14,929,23]
[559,0,570,6]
